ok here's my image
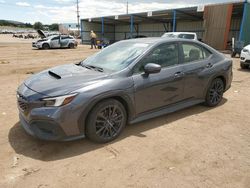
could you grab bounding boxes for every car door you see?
[180,42,214,99]
[132,42,185,114]
[60,36,69,47]
[50,36,60,48]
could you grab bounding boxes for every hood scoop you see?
[48,71,61,79]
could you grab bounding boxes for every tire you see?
[68,43,75,49]
[42,43,50,50]
[240,63,249,69]
[231,52,236,58]
[86,99,127,143]
[205,78,224,107]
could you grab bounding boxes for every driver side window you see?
[133,43,179,74]
[51,36,60,41]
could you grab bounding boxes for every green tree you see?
[25,23,33,28]
[33,22,43,30]
[49,23,59,31]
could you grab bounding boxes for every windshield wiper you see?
[81,64,104,72]
[81,64,92,70]
[88,65,104,72]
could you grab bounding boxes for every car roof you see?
[47,34,73,39]
[163,32,196,35]
[122,37,198,44]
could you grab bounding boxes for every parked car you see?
[32,35,78,49]
[240,44,250,69]
[162,32,198,40]
[17,38,232,143]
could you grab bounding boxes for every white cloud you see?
[16,2,31,7]
[30,0,232,23]
[54,0,73,3]
[0,0,5,3]
[33,0,196,23]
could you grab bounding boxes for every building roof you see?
[81,1,244,25]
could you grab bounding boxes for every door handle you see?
[174,72,185,78]
[206,63,213,68]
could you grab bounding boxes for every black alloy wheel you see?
[205,78,224,107]
[86,99,127,143]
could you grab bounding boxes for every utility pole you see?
[126,1,128,14]
[76,0,80,34]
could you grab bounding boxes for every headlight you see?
[42,93,78,107]
[242,48,249,53]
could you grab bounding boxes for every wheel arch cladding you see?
[216,75,226,90]
[78,94,134,134]
[203,75,227,98]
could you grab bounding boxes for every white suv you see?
[240,45,250,69]
[162,32,198,40]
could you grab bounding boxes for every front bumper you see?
[17,84,85,141]
[240,51,250,65]
[19,113,85,141]
[32,42,42,49]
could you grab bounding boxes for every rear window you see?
[181,43,212,63]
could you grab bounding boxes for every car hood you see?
[24,64,109,97]
[37,29,46,39]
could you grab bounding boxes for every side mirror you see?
[144,63,161,74]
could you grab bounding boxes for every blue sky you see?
[0,0,240,24]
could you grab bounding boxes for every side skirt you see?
[130,99,204,124]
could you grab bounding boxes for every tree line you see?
[0,20,59,31]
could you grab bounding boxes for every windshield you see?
[81,41,149,72]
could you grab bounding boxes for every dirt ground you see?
[0,34,250,188]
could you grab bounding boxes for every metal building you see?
[80,1,250,50]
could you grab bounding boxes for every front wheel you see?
[86,99,127,143]
[42,43,50,50]
[205,78,224,107]
[68,43,75,49]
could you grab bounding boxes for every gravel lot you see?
[0,34,250,188]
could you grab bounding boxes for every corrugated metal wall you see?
[81,20,204,43]
[240,3,250,45]
[81,21,115,44]
[203,4,233,50]
[229,18,241,41]
[137,23,166,37]
[114,25,130,41]
[176,21,204,39]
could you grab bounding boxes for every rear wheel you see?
[86,99,127,143]
[240,63,249,69]
[205,78,224,107]
[42,43,50,50]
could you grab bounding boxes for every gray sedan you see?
[17,38,232,143]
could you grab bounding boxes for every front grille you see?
[17,93,29,112]
[18,101,28,111]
